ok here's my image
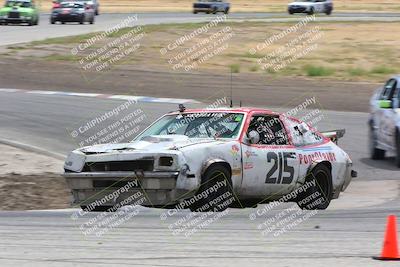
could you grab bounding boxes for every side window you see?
[380,79,396,100]
[285,117,324,146]
[247,115,289,145]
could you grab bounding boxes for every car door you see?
[378,79,397,149]
[240,113,299,198]
[315,0,325,13]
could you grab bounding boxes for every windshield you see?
[135,112,245,140]
[5,1,32,7]
[60,2,84,8]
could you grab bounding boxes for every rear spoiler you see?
[321,129,345,144]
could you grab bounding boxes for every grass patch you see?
[370,66,396,74]
[249,65,259,72]
[304,65,335,77]
[230,64,240,73]
[43,54,79,61]
[347,67,367,76]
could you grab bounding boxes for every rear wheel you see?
[325,9,332,15]
[224,7,229,14]
[189,164,235,212]
[369,125,385,160]
[395,130,400,168]
[61,21,65,24]
[296,164,333,210]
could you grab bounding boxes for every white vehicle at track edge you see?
[63,107,357,212]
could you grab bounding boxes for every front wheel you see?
[189,164,235,212]
[307,7,315,15]
[296,164,333,210]
[224,8,229,14]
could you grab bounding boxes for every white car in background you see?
[288,0,333,15]
[369,76,400,167]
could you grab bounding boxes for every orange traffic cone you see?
[373,215,400,261]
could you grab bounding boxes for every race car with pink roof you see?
[63,106,357,212]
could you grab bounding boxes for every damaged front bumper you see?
[63,170,193,207]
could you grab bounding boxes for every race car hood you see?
[288,2,314,7]
[78,135,222,154]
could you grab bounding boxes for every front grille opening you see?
[93,180,139,188]
[159,157,173,167]
[83,159,154,172]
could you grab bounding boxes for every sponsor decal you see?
[231,144,240,156]
[244,162,254,170]
[298,151,336,165]
[232,167,242,175]
[245,150,257,158]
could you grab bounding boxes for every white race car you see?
[288,0,333,15]
[63,107,356,212]
[369,76,400,167]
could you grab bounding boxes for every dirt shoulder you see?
[0,143,70,210]
[0,57,378,112]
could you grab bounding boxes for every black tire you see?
[369,125,385,160]
[296,164,333,210]
[325,10,332,15]
[50,19,55,24]
[95,8,99,16]
[61,21,65,24]
[395,130,400,168]
[307,7,314,15]
[224,8,229,14]
[90,17,94,24]
[81,205,116,212]
[189,164,234,212]
[193,10,197,14]
[288,11,294,15]
[28,19,33,26]
[212,7,218,14]
[79,19,84,24]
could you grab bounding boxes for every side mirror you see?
[379,100,392,109]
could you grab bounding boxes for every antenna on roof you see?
[230,69,233,108]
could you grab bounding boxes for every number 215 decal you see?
[265,152,296,184]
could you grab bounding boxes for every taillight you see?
[53,3,61,8]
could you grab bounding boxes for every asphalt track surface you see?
[0,91,399,267]
[1,12,400,46]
